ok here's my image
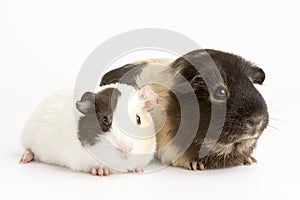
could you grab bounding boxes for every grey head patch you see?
[76,88,121,146]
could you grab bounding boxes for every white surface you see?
[0,0,299,200]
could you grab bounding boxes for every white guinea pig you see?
[20,83,157,176]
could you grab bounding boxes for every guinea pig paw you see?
[19,150,34,164]
[243,156,257,165]
[129,166,144,174]
[91,167,111,176]
[184,161,205,171]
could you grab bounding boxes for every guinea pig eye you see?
[213,86,226,101]
[136,114,141,126]
[102,116,109,126]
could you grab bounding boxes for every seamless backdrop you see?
[0,1,299,200]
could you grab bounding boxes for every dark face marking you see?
[77,88,121,146]
[172,49,268,141]
[169,49,269,168]
[205,49,269,144]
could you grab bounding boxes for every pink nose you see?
[116,142,133,153]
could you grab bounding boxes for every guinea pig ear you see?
[76,92,95,114]
[138,85,158,111]
[246,66,266,85]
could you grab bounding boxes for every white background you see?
[1,0,299,200]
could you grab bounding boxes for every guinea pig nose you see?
[116,141,133,153]
[247,119,256,127]
[247,117,263,127]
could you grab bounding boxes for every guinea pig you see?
[100,49,269,170]
[20,83,157,176]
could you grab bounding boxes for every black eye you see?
[136,114,141,125]
[102,116,109,126]
[213,86,226,100]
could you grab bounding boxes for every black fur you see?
[170,49,268,169]
[100,49,269,170]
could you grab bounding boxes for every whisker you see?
[267,124,280,131]
[265,122,288,135]
[269,117,280,121]
[268,106,295,113]
[268,108,282,113]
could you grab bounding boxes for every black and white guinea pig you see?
[20,83,157,176]
[100,49,269,171]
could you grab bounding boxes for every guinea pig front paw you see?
[19,150,34,164]
[184,161,205,171]
[243,156,257,165]
[91,167,111,176]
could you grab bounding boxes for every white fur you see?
[21,84,156,174]
[87,84,156,172]
[21,89,100,172]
